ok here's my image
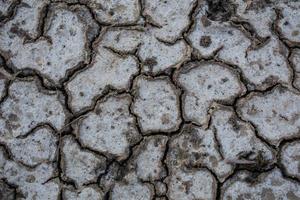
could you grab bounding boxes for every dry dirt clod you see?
[221,168,300,200]
[166,167,217,200]
[237,86,300,146]
[0,77,68,138]
[61,135,106,188]
[0,0,299,199]
[74,93,141,161]
[0,2,99,85]
[143,0,198,43]
[188,0,292,90]
[0,146,60,199]
[132,75,182,134]
[176,61,246,126]
[65,44,139,113]
[111,172,155,200]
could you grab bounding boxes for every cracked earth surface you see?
[0,0,300,199]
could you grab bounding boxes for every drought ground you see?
[0,0,300,199]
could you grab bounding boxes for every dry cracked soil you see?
[0,0,300,199]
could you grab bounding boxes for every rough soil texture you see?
[0,0,300,199]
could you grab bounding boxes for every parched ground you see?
[0,0,300,199]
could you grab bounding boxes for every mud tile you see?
[188,1,291,90]
[244,37,291,89]
[188,1,250,59]
[101,28,143,53]
[277,2,300,46]
[111,172,154,200]
[75,94,141,161]
[167,124,234,182]
[176,62,245,126]
[132,75,181,134]
[0,146,60,200]
[139,30,191,74]
[2,126,58,167]
[143,0,197,43]
[65,46,139,113]
[232,0,276,38]
[280,141,300,180]
[85,0,140,25]
[237,86,300,146]
[221,168,300,200]
[0,78,67,138]
[61,135,106,187]
[210,105,275,168]
[2,4,98,84]
[166,167,217,200]
[101,27,191,74]
[130,135,168,181]
[63,186,104,200]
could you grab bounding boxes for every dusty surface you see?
[0,0,300,199]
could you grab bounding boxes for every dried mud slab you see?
[111,173,154,200]
[221,168,300,200]
[232,0,276,39]
[85,0,140,25]
[166,168,217,200]
[1,4,99,84]
[167,124,234,182]
[139,30,191,74]
[132,75,181,134]
[0,78,67,138]
[210,105,275,168]
[74,94,141,161]
[176,62,245,126]
[143,0,197,42]
[2,126,58,167]
[101,27,191,74]
[245,37,291,88]
[167,104,275,182]
[188,2,291,90]
[61,136,106,187]
[101,28,143,53]
[129,135,168,181]
[66,45,139,113]
[237,86,300,146]
[0,0,48,41]
[63,186,104,200]
[277,2,300,46]
[187,1,250,59]
[280,141,300,180]
[0,147,60,200]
